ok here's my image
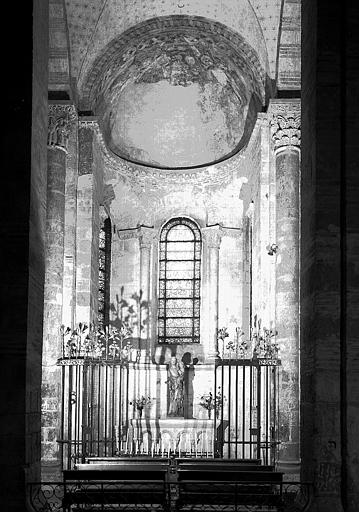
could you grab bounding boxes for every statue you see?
[167,356,184,417]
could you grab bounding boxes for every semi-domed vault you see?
[81,17,266,169]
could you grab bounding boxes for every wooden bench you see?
[177,459,274,472]
[63,464,170,511]
[62,458,283,511]
[175,464,283,510]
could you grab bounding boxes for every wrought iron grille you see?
[58,359,130,469]
[28,481,313,511]
[214,359,280,466]
[98,217,112,327]
[158,218,202,344]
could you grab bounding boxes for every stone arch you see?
[80,15,267,111]
[75,0,269,91]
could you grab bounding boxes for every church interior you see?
[1,1,358,511]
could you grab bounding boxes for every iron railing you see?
[28,480,313,511]
[214,359,280,465]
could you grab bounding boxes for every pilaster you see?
[202,225,223,360]
[138,227,156,360]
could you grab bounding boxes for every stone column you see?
[202,226,223,360]
[41,103,76,479]
[138,227,156,361]
[75,119,103,325]
[269,100,301,478]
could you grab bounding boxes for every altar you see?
[117,418,215,457]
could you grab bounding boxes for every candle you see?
[125,430,129,454]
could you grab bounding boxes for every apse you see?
[106,77,244,168]
[84,16,265,169]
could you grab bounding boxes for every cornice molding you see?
[79,118,245,190]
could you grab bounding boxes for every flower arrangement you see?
[218,326,249,359]
[217,327,229,343]
[130,396,152,418]
[199,387,223,418]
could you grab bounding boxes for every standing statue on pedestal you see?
[167,356,184,417]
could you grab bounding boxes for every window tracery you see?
[98,217,112,327]
[158,217,201,344]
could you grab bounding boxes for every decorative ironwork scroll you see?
[58,323,133,365]
[27,481,313,511]
[217,317,280,364]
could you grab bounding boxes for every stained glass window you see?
[158,218,201,344]
[98,217,112,327]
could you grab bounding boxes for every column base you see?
[276,459,301,480]
[306,496,344,512]
[204,352,219,363]
[41,461,62,481]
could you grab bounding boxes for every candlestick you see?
[125,430,129,454]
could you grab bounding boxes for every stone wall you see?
[346,2,359,507]
[25,0,49,487]
[76,124,105,325]
[0,0,46,509]
[301,1,359,510]
[62,125,78,327]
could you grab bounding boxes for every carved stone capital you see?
[78,119,98,130]
[116,228,139,242]
[48,104,77,153]
[138,227,156,250]
[202,225,223,249]
[268,101,301,150]
[116,226,157,246]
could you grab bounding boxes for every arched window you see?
[98,217,112,327]
[158,218,201,344]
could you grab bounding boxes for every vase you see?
[137,408,143,419]
[207,409,212,419]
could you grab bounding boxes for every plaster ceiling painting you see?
[89,19,266,168]
[63,0,297,169]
